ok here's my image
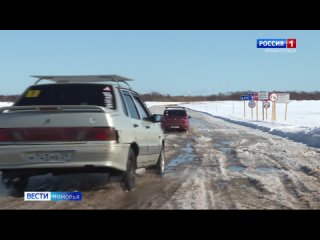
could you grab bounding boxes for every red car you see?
[162,107,190,132]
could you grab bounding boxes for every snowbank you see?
[0,102,13,107]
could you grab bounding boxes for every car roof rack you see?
[31,75,133,89]
[165,106,186,110]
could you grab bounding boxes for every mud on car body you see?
[0,75,165,196]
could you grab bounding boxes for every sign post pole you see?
[274,102,276,121]
[248,100,255,119]
[262,101,264,121]
[272,102,274,121]
[269,93,278,122]
[263,101,270,120]
[256,101,258,121]
[257,92,269,121]
[266,107,268,120]
[285,102,288,120]
[233,103,234,116]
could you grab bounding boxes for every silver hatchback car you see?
[0,75,164,195]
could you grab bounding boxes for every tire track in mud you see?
[188,110,320,209]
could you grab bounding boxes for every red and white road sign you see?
[248,101,256,108]
[263,101,270,109]
[269,93,278,102]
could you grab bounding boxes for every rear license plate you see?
[170,126,180,129]
[23,152,73,162]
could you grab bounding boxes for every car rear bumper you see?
[164,123,189,130]
[0,142,130,172]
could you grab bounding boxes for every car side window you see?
[122,91,140,120]
[119,90,129,116]
[132,95,151,121]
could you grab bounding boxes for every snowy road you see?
[1,106,320,209]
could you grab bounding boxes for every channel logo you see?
[257,39,296,48]
[24,192,82,201]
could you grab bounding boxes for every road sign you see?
[258,92,269,100]
[253,92,259,101]
[269,93,278,102]
[277,93,290,103]
[241,95,250,100]
[263,101,270,109]
[248,101,256,108]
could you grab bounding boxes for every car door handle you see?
[133,124,139,128]
[146,126,150,129]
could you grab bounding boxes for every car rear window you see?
[164,110,187,117]
[14,84,116,110]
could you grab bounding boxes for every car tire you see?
[2,173,29,197]
[123,148,136,191]
[155,147,165,175]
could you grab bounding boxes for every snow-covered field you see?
[146,101,320,148]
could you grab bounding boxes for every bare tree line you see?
[1,91,320,103]
[140,91,320,102]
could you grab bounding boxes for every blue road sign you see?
[241,95,250,100]
[241,95,254,101]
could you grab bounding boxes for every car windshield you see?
[14,84,116,109]
[164,110,187,117]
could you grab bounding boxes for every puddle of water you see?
[255,167,280,173]
[227,165,246,172]
[165,140,197,171]
[181,141,193,154]
[227,157,238,162]
[220,147,232,154]
[221,141,233,145]
[214,141,236,155]
[166,154,196,168]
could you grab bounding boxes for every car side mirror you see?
[188,116,191,119]
[151,114,163,123]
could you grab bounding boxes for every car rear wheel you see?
[123,148,136,191]
[2,173,29,197]
[155,147,165,175]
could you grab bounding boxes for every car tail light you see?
[86,127,117,141]
[0,129,11,141]
[0,127,117,142]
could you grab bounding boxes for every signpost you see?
[248,101,255,119]
[241,94,254,118]
[241,92,289,121]
[263,101,270,120]
[240,95,247,118]
[276,93,290,120]
[269,93,278,102]
[263,101,271,108]
[258,92,269,100]
[269,93,278,122]
[276,93,290,103]
[257,92,269,121]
